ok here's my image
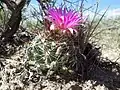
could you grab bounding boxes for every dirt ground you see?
[0,44,120,90]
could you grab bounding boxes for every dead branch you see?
[0,0,26,42]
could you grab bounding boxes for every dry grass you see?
[91,18,120,63]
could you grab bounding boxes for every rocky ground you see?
[0,43,120,90]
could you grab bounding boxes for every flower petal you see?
[46,7,82,33]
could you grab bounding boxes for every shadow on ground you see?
[88,59,120,90]
[48,57,120,90]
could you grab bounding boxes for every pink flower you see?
[46,7,83,34]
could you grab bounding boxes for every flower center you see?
[59,16,65,29]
